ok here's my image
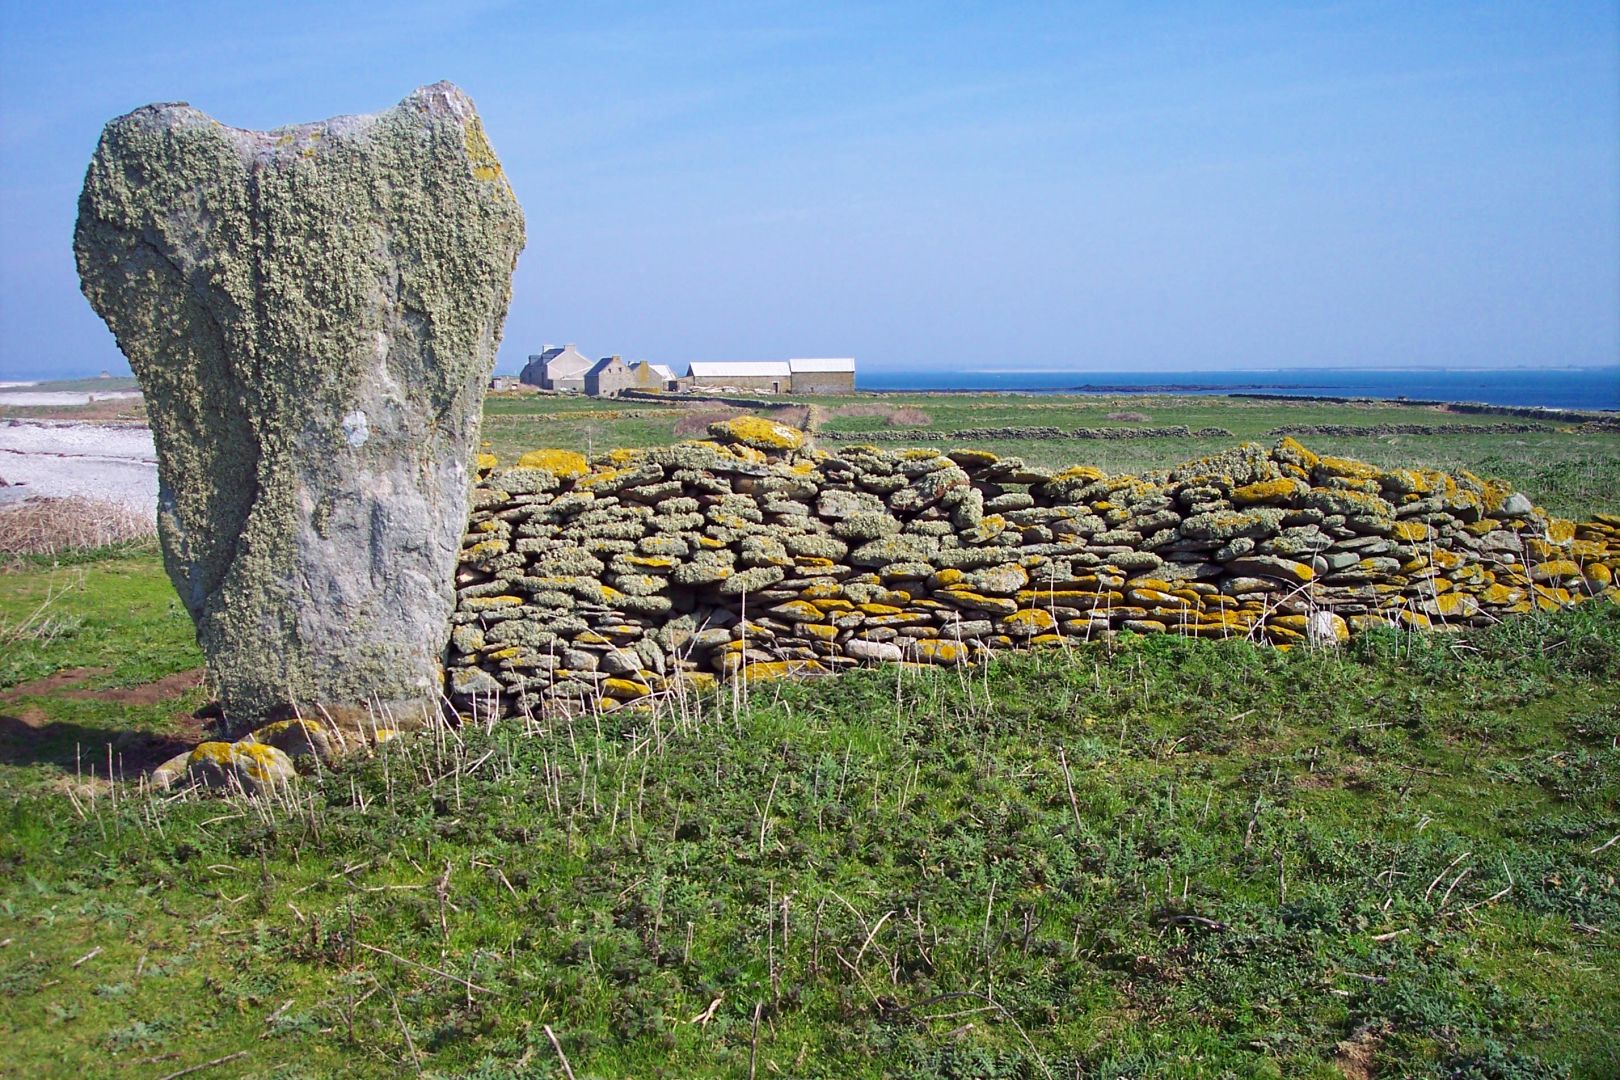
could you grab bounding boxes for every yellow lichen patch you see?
[1427,592,1476,618]
[740,659,827,681]
[1050,464,1107,484]
[234,742,290,781]
[516,448,589,478]
[1533,586,1574,611]
[189,741,237,766]
[858,603,904,616]
[948,448,1000,469]
[709,416,806,451]
[485,647,521,661]
[676,672,718,693]
[624,555,676,570]
[577,468,624,491]
[606,447,644,465]
[1430,549,1466,570]
[1585,563,1614,589]
[1000,608,1056,632]
[1315,455,1384,481]
[1274,437,1320,468]
[799,623,839,642]
[373,728,401,745]
[698,536,728,549]
[1544,519,1576,544]
[1391,520,1432,543]
[1480,477,1515,511]
[1530,560,1582,583]
[602,678,652,700]
[808,598,854,614]
[727,443,770,465]
[463,538,508,559]
[462,595,523,611]
[912,639,968,664]
[1231,477,1302,505]
[463,115,507,185]
[474,452,499,472]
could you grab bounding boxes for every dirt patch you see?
[61,667,204,705]
[1333,1022,1387,1079]
[0,398,148,423]
[0,667,212,774]
[673,408,744,437]
[0,706,212,774]
[0,666,111,701]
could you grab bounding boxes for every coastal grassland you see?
[474,391,1620,518]
[1,548,206,787]
[1,545,1617,1078]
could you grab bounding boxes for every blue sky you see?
[1,1,1616,379]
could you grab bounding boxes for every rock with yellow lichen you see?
[708,416,807,452]
[152,740,296,795]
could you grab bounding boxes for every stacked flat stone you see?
[447,423,1620,717]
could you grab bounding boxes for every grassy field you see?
[1,392,1618,1077]
[478,390,1620,519]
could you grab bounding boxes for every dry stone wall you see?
[447,419,1620,718]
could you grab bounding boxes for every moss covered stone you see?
[76,83,524,729]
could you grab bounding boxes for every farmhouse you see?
[582,357,677,397]
[519,343,593,392]
[682,357,855,394]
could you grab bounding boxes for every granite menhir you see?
[75,83,525,729]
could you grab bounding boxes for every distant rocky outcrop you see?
[75,83,525,728]
[447,428,1620,718]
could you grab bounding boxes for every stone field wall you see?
[447,418,1620,718]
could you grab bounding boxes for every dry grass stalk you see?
[0,495,153,557]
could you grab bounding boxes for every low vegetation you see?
[2,546,1618,1077]
[2,393,1617,1076]
[0,495,155,562]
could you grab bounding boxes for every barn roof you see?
[788,358,855,373]
[687,361,792,378]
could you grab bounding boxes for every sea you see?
[859,366,1620,412]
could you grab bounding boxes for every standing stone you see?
[75,83,525,728]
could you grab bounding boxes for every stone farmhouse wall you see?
[446,418,1620,718]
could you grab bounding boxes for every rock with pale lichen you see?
[76,83,525,730]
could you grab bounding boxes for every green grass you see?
[2,546,1617,1077]
[2,394,1617,1075]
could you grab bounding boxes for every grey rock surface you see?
[75,83,525,728]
